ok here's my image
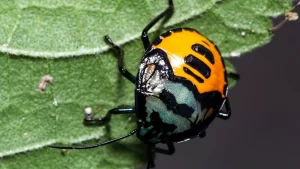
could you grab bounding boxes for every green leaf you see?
[0,40,149,168]
[223,59,238,88]
[0,0,294,169]
[1,141,148,169]
[0,0,291,57]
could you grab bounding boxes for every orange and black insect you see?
[48,0,239,168]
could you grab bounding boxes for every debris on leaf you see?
[270,1,299,32]
[230,51,241,57]
[53,98,58,106]
[285,12,298,21]
[36,75,53,93]
[84,107,92,115]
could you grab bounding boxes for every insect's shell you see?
[135,28,228,144]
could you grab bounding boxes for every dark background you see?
[139,6,300,169]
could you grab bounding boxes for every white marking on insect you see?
[169,54,184,68]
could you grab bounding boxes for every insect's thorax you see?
[153,28,227,98]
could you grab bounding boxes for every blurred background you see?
[139,5,300,169]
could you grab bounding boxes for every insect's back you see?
[153,28,227,97]
[135,28,228,144]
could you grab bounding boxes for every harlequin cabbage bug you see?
[48,0,240,168]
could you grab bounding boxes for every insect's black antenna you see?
[48,129,137,149]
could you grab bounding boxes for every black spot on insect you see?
[201,40,210,47]
[184,54,211,78]
[159,89,194,119]
[161,31,172,38]
[171,28,183,32]
[183,27,194,32]
[191,44,214,64]
[183,67,204,83]
[150,111,177,133]
[160,89,177,111]
[175,104,194,118]
[153,37,162,45]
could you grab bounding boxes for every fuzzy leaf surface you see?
[0,0,293,169]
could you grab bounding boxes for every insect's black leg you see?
[141,0,174,50]
[146,143,175,168]
[83,107,135,126]
[147,145,155,169]
[104,35,136,84]
[48,129,137,149]
[198,131,206,138]
[217,98,232,120]
[155,142,175,155]
[227,72,240,81]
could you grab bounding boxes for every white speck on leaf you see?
[53,98,58,106]
[79,46,86,51]
[37,75,53,93]
[230,51,241,57]
[85,107,92,115]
